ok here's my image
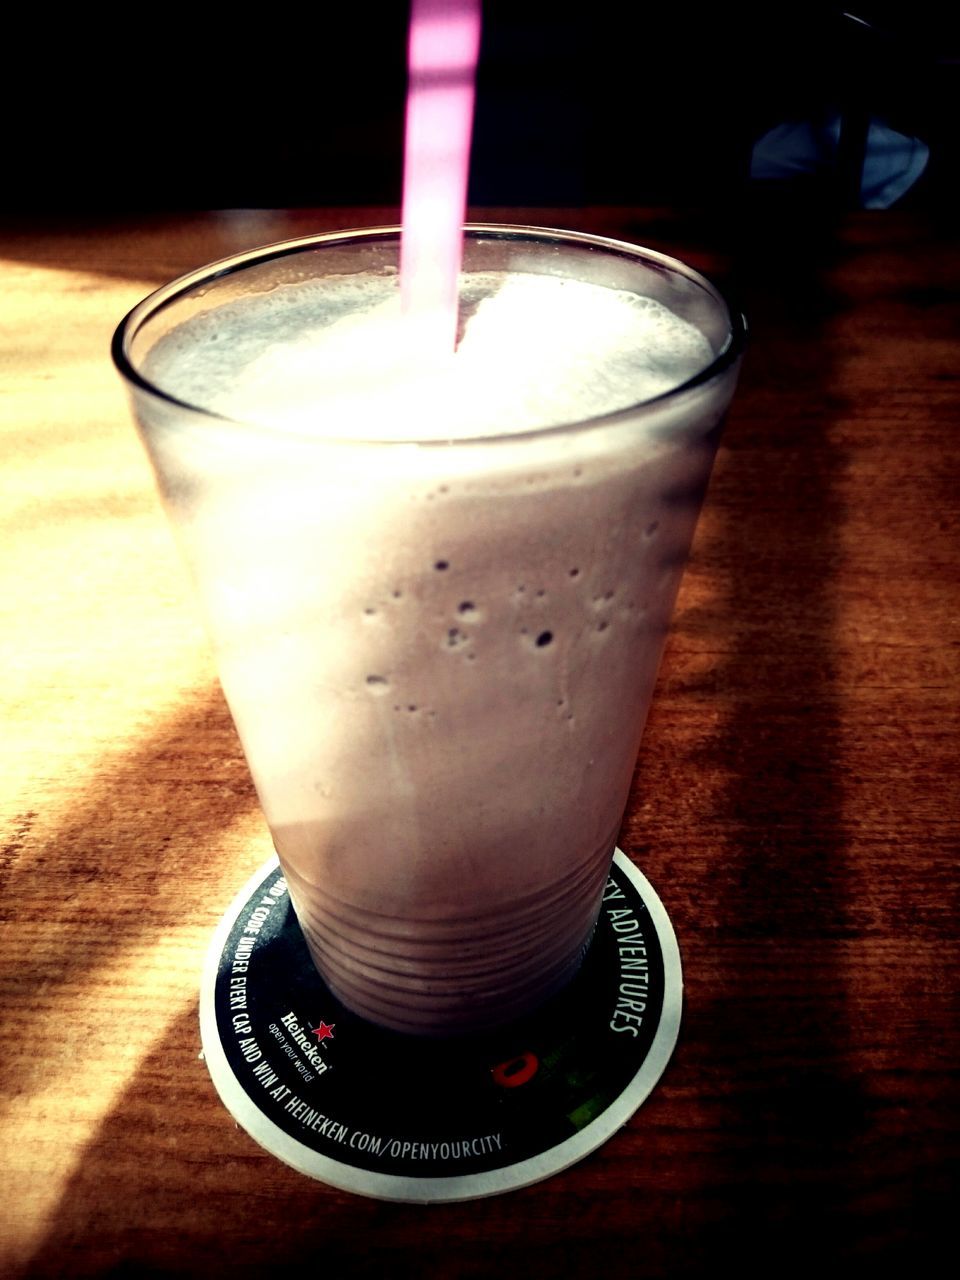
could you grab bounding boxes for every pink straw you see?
[400,0,482,355]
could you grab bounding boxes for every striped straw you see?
[400,0,482,356]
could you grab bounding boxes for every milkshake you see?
[115,226,743,1035]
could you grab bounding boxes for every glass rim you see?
[112,223,747,449]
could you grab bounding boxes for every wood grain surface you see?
[1,206,956,1278]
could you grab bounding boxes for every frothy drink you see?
[119,228,742,1035]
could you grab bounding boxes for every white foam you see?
[148,272,714,441]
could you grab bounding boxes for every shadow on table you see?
[1,682,259,1016]
[650,208,864,1263]
[617,193,945,1269]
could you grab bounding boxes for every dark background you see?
[2,2,956,214]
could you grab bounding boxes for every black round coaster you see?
[199,849,682,1202]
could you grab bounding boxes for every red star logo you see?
[311,1021,335,1042]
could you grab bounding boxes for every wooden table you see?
[1,207,956,1277]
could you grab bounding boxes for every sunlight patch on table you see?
[0,809,274,1272]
